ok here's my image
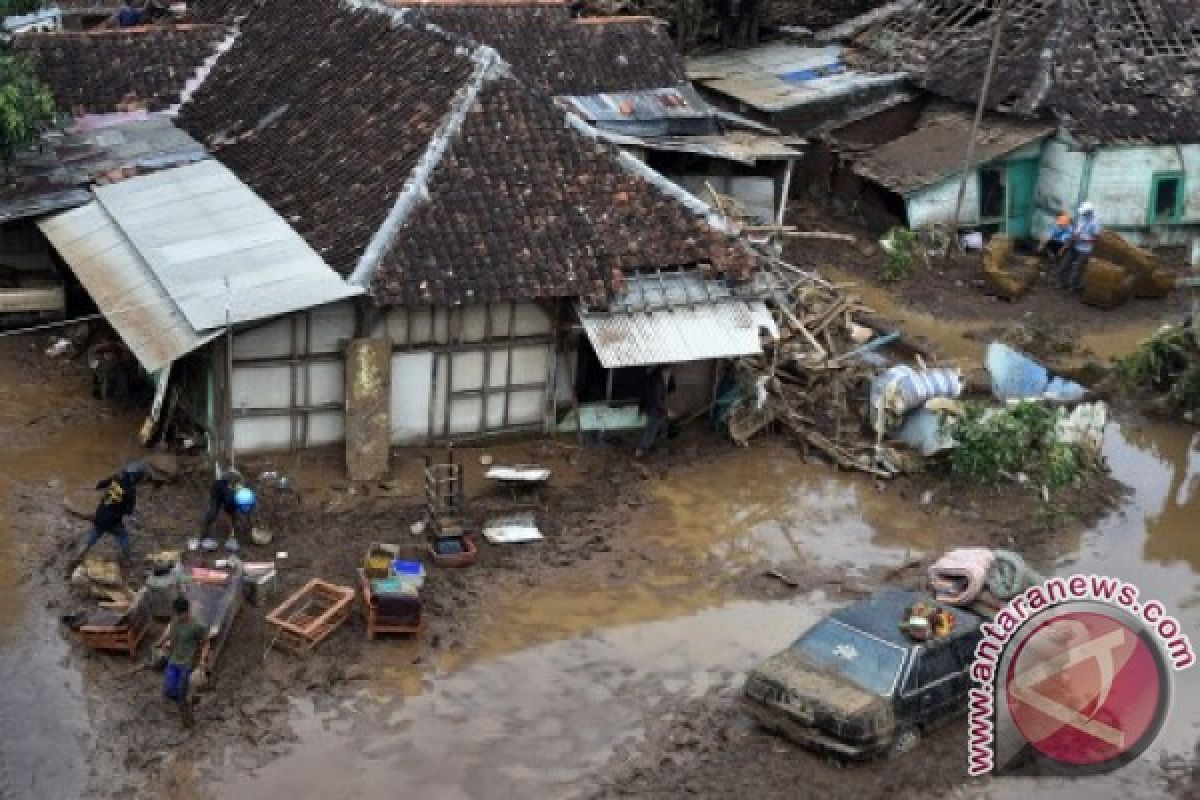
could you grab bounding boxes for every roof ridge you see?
[347,0,505,286]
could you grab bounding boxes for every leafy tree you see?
[0,53,56,168]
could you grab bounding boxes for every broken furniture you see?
[155,565,244,678]
[357,568,422,640]
[265,578,355,653]
[424,453,476,566]
[78,588,152,658]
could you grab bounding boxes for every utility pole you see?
[224,276,235,471]
[951,0,1011,249]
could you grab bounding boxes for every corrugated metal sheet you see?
[37,202,216,372]
[560,85,712,123]
[91,159,361,332]
[579,273,775,368]
[686,44,906,114]
[580,301,775,368]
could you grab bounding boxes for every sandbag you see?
[1134,268,1175,299]
[986,550,1043,601]
[1092,230,1158,278]
[1081,258,1135,310]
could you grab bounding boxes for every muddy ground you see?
[0,330,1133,799]
[782,200,1192,357]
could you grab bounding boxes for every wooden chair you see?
[358,569,422,640]
[79,589,151,658]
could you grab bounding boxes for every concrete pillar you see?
[345,338,391,482]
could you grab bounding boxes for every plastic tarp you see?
[986,342,1086,403]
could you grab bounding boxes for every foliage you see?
[878,226,919,282]
[944,402,1084,489]
[1116,325,1200,412]
[0,54,57,165]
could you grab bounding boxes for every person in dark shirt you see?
[202,469,254,541]
[68,460,148,571]
[635,366,675,458]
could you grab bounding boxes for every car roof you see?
[829,587,984,647]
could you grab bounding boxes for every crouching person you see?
[163,595,209,728]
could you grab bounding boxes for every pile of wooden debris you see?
[726,257,899,477]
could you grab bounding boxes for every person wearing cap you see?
[67,460,148,572]
[1059,201,1101,293]
[1039,211,1073,263]
[202,469,254,543]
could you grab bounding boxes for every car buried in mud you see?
[741,588,983,759]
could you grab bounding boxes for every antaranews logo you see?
[967,574,1194,777]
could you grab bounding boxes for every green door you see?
[1005,159,1039,238]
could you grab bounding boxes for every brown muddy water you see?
[206,426,1199,800]
[1,374,1198,799]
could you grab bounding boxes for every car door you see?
[911,641,966,728]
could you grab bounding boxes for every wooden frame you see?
[358,569,422,641]
[266,578,355,653]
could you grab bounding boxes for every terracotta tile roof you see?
[15,26,227,115]
[374,81,750,306]
[404,4,687,95]
[848,0,1200,146]
[177,0,748,305]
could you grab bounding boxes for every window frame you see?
[1148,171,1186,224]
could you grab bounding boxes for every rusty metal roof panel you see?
[37,202,216,372]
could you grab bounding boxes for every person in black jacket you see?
[68,461,148,570]
[635,366,675,458]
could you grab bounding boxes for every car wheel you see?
[889,726,920,757]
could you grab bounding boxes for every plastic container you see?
[389,560,425,589]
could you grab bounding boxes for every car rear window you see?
[791,619,906,696]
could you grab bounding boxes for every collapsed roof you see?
[844,0,1200,146]
[14,26,230,115]
[175,0,750,307]
[400,3,686,96]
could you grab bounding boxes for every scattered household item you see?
[242,561,278,607]
[928,548,995,606]
[364,542,400,580]
[960,231,984,251]
[482,511,544,544]
[893,407,958,457]
[265,579,355,654]
[358,568,422,640]
[985,550,1042,603]
[485,464,550,507]
[224,536,240,553]
[250,526,273,546]
[869,365,963,432]
[145,562,182,620]
[200,537,218,552]
[985,342,1086,403]
[186,538,200,552]
[83,557,122,587]
[155,563,244,677]
[1055,402,1108,451]
[899,599,954,641]
[430,534,478,568]
[389,558,425,583]
[982,234,1039,300]
[189,567,230,585]
[77,589,151,658]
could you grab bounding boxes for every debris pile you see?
[1117,320,1200,422]
[724,260,899,477]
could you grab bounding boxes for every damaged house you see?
[32,0,769,461]
[828,0,1200,246]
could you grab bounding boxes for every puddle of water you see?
[214,596,828,800]
[0,345,141,800]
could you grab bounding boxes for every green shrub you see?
[944,402,1084,489]
[878,227,919,282]
[1117,325,1200,412]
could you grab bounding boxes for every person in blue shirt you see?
[1058,202,1101,293]
[1039,212,1072,263]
